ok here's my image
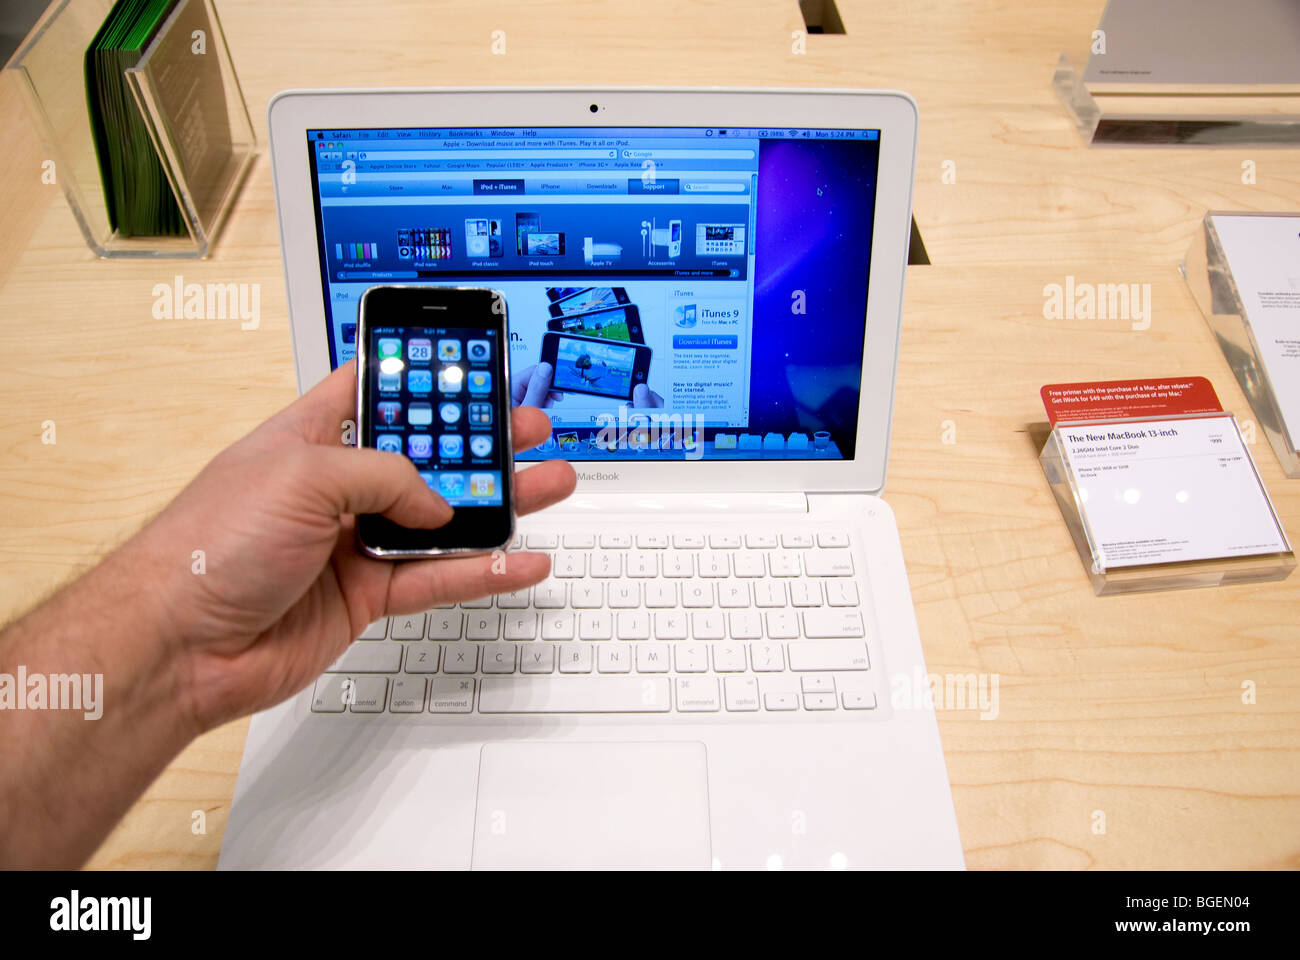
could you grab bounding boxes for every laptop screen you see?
[306,125,881,461]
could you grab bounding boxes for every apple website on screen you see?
[307,125,880,461]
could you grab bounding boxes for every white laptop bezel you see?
[269,87,917,496]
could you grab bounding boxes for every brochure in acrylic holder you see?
[1182,212,1300,479]
[6,0,256,258]
[1039,412,1295,595]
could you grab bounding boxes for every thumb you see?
[523,361,555,407]
[305,445,453,528]
[632,383,662,408]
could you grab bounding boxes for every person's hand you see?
[512,362,563,408]
[632,384,663,408]
[130,359,576,732]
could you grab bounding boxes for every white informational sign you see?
[1211,214,1300,450]
[1058,415,1289,569]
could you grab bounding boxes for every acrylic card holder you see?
[1052,0,1300,147]
[1040,411,1295,595]
[1053,54,1300,147]
[6,0,256,258]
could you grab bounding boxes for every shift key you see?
[323,641,402,673]
[787,640,869,672]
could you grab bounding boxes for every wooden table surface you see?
[1,0,1296,869]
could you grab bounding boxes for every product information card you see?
[1043,378,1290,570]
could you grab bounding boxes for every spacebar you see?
[479,677,671,713]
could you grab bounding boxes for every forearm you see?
[0,542,200,867]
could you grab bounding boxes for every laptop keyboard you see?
[310,526,880,718]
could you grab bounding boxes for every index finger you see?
[279,359,360,445]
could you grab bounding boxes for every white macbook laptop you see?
[219,88,963,869]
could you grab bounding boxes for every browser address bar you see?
[356,149,617,160]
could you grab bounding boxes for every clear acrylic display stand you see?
[6,0,256,258]
[1052,55,1104,143]
[1182,212,1300,478]
[1039,412,1295,595]
[1053,54,1300,147]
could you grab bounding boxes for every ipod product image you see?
[539,332,651,401]
[464,218,490,258]
[546,304,644,343]
[547,286,631,318]
[525,231,565,256]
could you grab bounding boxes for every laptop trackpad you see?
[471,740,711,869]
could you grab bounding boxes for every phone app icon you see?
[407,402,433,427]
[467,340,490,362]
[468,402,493,426]
[439,401,462,424]
[378,370,401,392]
[469,434,493,458]
[438,365,464,394]
[376,401,401,426]
[407,338,433,362]
[407,369,434,393]
[376,434,402,453]
[470,473,496,497]
[438,473,466,498]
[377,338,402,360]
[418,471,436,489]
[407,434,434,458]
[438,339,462,362]
[467,370,492,395]
[439,435,464,459]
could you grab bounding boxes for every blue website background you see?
[311,129,880,461]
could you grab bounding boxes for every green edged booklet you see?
[85,0,183,237]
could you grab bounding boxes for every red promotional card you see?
[1040,377,1222,425]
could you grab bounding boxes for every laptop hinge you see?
[544,491,808,516]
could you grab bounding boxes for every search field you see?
[621,149,756,160]
[683,182,748,193]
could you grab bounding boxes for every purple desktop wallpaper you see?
[747,137,881,460]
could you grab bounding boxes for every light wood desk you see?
[0,0,1296,869]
